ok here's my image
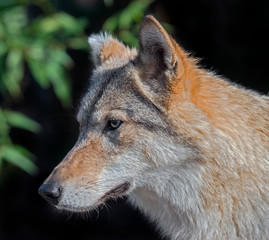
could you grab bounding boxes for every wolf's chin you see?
[55,204,95,213]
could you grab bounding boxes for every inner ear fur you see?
[137,15,188,84]
[88,33,137,67]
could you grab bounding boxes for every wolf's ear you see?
[88,33,137,67]
[138,15,183,78]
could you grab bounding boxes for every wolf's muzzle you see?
[39,181,62,205]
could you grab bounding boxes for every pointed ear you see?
[88,33,137,67]
[138,15,179,76]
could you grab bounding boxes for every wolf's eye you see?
[107,119,122,131]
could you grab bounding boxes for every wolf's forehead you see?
[77,65,134,121]
[77,62,167,130]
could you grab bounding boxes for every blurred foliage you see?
[103,0,152,47]
[0,108,40,174]
[0,1,88,104]
[102,0,173,47]
[0,0,88,174]
[0,0,153,175]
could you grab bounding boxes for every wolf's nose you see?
[38,182,62,205]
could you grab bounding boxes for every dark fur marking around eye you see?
[105,127,121,146]
[83,69,122,123]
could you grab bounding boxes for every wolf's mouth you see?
[54,182,131,213]
[100,182,130,201]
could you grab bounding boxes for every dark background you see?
[0,0,268,239]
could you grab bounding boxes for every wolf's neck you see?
[129,164,204,240]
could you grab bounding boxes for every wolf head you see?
[39,16,200,212]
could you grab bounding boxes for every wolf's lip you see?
[56,183,131,212]
[101,182,130,201]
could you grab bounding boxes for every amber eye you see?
[107,119,122,131]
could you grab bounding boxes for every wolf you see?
[39,15,269,240]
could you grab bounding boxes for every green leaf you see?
[53,47,73,67]
[25,43,50,88]
[43,47,72,107]
[28,58,50,88]
[26,43,46,60]
[47,61,71,107]
[7,48,23,71]
[1,6,28,35]
[118,1,145,28]
[119,30,138,47]
[28,12,87,39]
[102,13,120,32]
[0,108,10,141]
[0,41,7,56]
[49,67,71,107]
[3,48,24,98]
[0,145,38,175]
[4,110,41,133]
[66,36,89,50]
[0,1,25,13]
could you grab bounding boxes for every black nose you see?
[38,182,62,205]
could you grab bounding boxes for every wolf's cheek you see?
[99,148,151,187]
